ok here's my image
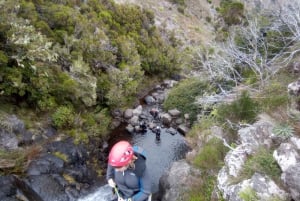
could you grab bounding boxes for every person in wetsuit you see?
[153,126,161,141]
[106,141,152,201]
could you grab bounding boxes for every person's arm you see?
[131,167,152,201]
[106,164,116,187]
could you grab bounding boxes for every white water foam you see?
[77,184,115,201]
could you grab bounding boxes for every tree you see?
[198,0,300,85]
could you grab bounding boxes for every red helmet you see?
[108,141,134,167]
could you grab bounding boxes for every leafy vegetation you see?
[241,147,281,181]
[239,187,259,201]
[163,78,215,123]
[168,0,186,13]
[0,0,184,142]
[193,137,229,170]
[51,106,75,129]
[272,124,294,140]
[0,146,41,176]
[215,91,260,124]
[186,175,217,201]
[217,0,244,26]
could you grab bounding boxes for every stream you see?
[78,86,190,201]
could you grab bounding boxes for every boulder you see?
[157,160,200,201]
[25,175,70,201]
[281,164,300,201]
[132,105,143,116]
[124,109,133,119]
[144,95,156,105]
[177,124,189,135]
[168,109,181,117]
[273,142,300,172]
[219,172,289,201]
[288,79,300,96]
[161,113,172,126]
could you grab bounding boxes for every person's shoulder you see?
[133,145,146,159]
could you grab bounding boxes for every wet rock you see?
[45,139,87,165]
[144,95,156,105]
[0,176,17,199]
[132,105,143,116]
[166,127,177,135]
[65,186,80,201]
[25,175,70,201]
[177,124,189,135]
[44,127,57,138]
[18,131,33,146]
[0,130,18,150]
[153,92,165,104]
[175,118,183,125]
[1,197,19,201]
[139,112,148,120]
[111,119,121,129]
[129,116,139,126]
[126,124,134,133]
[111,109,123,118]
[64,165,95,184]
[168,109,181,117]
[27,153,65,176]
[161,113,172,126]
[6,115,25,134]
[124,109,133,119]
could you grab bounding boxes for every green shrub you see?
[272,123,294,140]
[193,138,229,170]
[82,109,111,138]
[163,78,214,123]
[239,187,259,201]
[0,146,41,176]
[185,175,218,201]
[257,81,289,112]
[51,106,75,129]
[242,147,281,180]
[0,50,8,65]
[37,96,57,112]
[169,0,185,7]
[218,0,244,25]
[216,90,260,124]
[73,131,89,145]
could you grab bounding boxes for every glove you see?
[108,178,116,188]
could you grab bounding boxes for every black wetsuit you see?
[106,146,152,201]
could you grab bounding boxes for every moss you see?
[53,151,68,162]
